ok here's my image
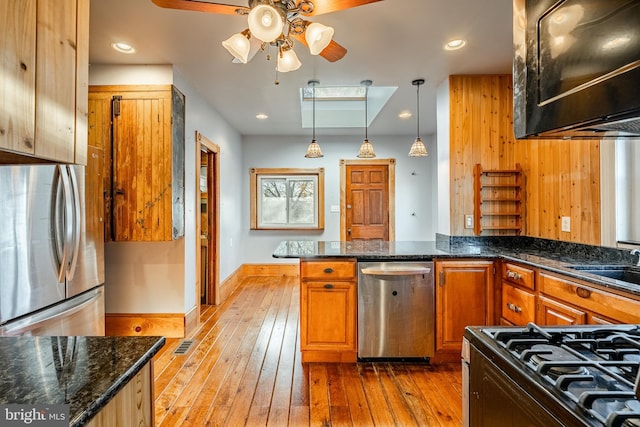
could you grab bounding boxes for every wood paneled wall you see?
[447,75,601,245]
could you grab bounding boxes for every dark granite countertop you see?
[273,238,640,297]
[0,335,165,427]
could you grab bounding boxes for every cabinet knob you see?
[506,302,522,313]
[506,270,522,280]
[323,267,334,274]
[323,284,334,289]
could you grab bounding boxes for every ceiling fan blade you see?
[298,0,383,16]
[293,33,347,62]
[151,0,249,15]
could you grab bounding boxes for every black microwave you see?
[513,0,640,139]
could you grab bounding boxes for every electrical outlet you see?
[465,214,474,229]
[561,216,571,232]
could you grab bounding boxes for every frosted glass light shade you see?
[248,4,283,42]
[408,137,428,157]
[222,32,251,63]
[277,48,301,72]
[305,22,334,55]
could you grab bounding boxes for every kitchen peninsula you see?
[274,238,640,363]
[0,336,164,427]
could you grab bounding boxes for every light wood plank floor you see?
[153,275,463,426]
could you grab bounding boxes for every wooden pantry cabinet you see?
[0,0,89,164]
[435,259,494,355]
[299,259,357,363]
[88,85,185,241]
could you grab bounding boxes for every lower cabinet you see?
[435,260,494,355]
[85,361,154,427]
[299,259,357,363]
[537,295,587,325]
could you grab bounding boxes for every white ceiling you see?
[89,0,514,137]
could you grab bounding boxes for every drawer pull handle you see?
[506,270,522,280]
[323,268,334,274]
[506,302,522,313]
[323,284,334,289]
[576,287,591,299]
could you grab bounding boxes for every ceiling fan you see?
[151,0,383,69]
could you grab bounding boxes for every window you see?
[250,168,324,230]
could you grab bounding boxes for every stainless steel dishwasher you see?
[358,261,434,359]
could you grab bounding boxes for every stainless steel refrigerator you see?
[0,164,105,336]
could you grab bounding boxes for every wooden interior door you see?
[345,163,389,241]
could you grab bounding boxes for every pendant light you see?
[409,78,428,157]
[357,80,376,158]
[305,80,323,158]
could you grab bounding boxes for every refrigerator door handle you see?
[66,165,82,281]
[54,165,74,283]
[0,288,102,336]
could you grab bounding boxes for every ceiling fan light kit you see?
[221,29,251,63]
[277,45,302,72]
[247,2,285,42]
[305,22,334,55]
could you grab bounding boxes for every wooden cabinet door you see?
[112,91,173,241]
[537,296,587,325]
[300,281,357,354]
[35,0,77,163]
[435,260,493,352]
[0,0,36,155]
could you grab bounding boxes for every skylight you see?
[300,85,397,128]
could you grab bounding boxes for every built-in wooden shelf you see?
[473,163,523,236]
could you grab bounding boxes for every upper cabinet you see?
[89,85,185,242]
[0,0,89,164]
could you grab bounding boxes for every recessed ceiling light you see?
[111,42,135,54]
[398,111,412,119]
[444,39,466,50]
[256,113,268,120]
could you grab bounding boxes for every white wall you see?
[240,134,439,264]
[90,64,244,314]
[435,77,451,236]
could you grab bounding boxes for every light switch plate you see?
[330,205,340,213]
[561,216,571,232]
[465,214,474,229]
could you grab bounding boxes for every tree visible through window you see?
[250,168,325,230]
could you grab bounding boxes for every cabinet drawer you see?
[300,260,356,280]
[501,284,535,326]
[502,262,535,290]
[539,272,640,324]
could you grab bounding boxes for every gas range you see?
[464,323,640,427]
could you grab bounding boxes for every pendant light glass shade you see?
[409,78,428,157]
[222,30,251,63]
[248,3,284,43]
[305,22,334,55]
[277,47,301,72]
[357,80,376,158]
[409,137,428,156]
[305,80,323,158]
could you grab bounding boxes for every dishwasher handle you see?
[360,266,432,276]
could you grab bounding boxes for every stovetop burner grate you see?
[482,323,640,427]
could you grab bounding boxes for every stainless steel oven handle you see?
[360,267,432,276]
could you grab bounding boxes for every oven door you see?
[467,342,569,427]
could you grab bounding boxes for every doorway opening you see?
[196,131,220,306]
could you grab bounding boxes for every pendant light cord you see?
[312,83,316,140]
[364,84,368,139]
[416,82,420,137]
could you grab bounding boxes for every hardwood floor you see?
[153,275,463,426]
